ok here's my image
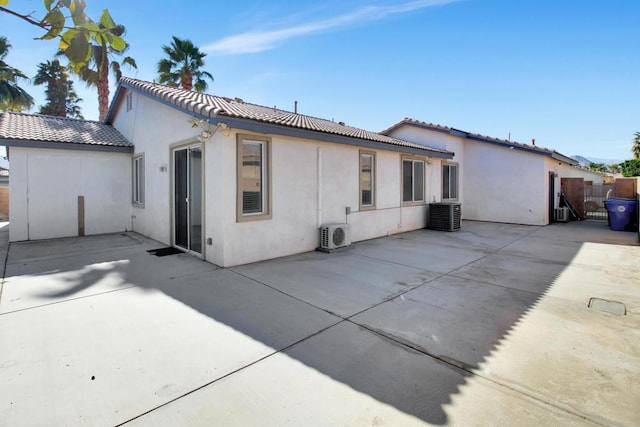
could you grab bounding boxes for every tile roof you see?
[110,77,453,158]
[0,112,132,150]
[380,118,578,165]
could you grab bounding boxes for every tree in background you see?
[33,61,84,119]
[70,17,136,121]
[0,1,129,73]
[157,36,213,92]
[588,162,606,172]
[0,36,34,112]
[632,132,640,160]
[619,159,640,177]
[64,81,83,119]
[1,1,134,119]
[608,163,619,174]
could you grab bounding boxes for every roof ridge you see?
[114,77,454,157]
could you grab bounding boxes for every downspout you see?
[317,147,322,227]
[26,152,30,240]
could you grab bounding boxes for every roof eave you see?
[386,120,576,165]
[551,152,578,166]
[104,80,126,124]
[208,115,454,158]
[0,138,134,153]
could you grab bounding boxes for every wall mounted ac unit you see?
[319,223,352,250]
[428,203,462,232]
[555,207,569,222]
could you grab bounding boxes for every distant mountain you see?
[572,155,624,167]
[572,155,591,167]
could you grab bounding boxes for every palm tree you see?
[633,132,640,160]
[588,162,605,172]
[68,23,136,121]
[65,81,83,119]
[0,36,34,112]
[33,59,70,117]
[157,36,213,92]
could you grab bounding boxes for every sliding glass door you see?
[173,145,202,254]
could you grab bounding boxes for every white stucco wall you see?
[112,90,441,267]
[387,125,558,225]
[557,164,606,184]
[217,134,437,267]
[8,147,131,241]
[111,89,203,246]
[385,128,465,210]
[464,143,547,225]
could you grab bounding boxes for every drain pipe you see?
[317,147,322,227]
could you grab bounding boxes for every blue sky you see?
[1,0,639,162]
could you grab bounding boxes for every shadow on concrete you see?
[2,220,637,424]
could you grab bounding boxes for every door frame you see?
[171,141,204,257]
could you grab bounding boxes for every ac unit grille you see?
[319,223,351,250]
[555,207,569,222]
[428,203,462,232]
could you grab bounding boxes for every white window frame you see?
[132,154,144,206]
[442,162,459,201]
[402,158,425,204]
[359,150,376,210]
[237,134,272,222]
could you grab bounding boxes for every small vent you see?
[428,203,462,232]
[126,92,133,112]
[319,223,351,250]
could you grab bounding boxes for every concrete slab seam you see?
[341,226,544,322]
[0,285,138,316]
[115,318,346,426]
[348,319,609,427]
[0,240,9,304]
[228,268,345,318]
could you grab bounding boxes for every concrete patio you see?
[0,220,638,426]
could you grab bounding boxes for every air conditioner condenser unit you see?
[319,223,352,251]
[555,207,569,222]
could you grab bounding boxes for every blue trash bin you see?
[605,198,638,231]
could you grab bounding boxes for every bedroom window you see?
[402,158,425,203]
[237,135,272,221]
[360,151,375,209]
[132,154,144,205]
[442,163,459,200]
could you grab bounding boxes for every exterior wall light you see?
[188,117,232,142]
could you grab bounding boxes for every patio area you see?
[0,220,638,426]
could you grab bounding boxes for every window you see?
[360,151,375,209]
[442,163,459,200]
[132,154,144,205]
[402,158,425,203]
[237,134,271,221]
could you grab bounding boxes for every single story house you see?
[380,119,593,226]
[0,78,454,267]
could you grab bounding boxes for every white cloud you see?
[203,0,460,55]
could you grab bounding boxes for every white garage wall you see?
[463,142,547,225]
[9,147,131,241]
